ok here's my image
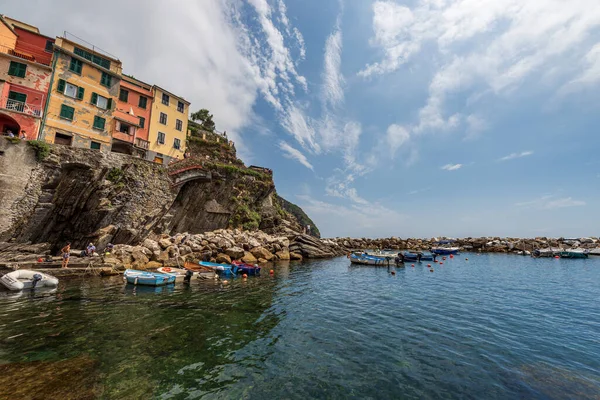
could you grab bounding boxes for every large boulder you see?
[159,238,172,250]
[131,248,149,264]
[290,252,303,261]
[225,246,245,260]
[241,252,258,264]
[143,239,161,253]
[276,250,290,260]
[216,253,232,264]
[251,246,274,261]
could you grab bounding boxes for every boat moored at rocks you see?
[124,269,176,286]
[0,270,59,291]
[350,253,393,266]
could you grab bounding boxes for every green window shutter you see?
[138,96,147,109]
[69,58,82,74]
[101,72,112,87]
[9,61,27,78]
[107,98,113,110]
[139,116,145,128]
[119,89,129,102]
[77,87,85,100]
[91,92,98,105]
[90,141,101,150]
[60,104,75,120]
[57,79,66,93]
[8,91,27,103]
[93,116,106,130]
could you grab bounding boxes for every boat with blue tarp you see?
[124,269,176,286]
[184,261,238,277]
[232,261,261,275]
[350,253,393,266]
[402,251,434,262]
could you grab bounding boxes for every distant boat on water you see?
[124,269,176,286]
[402,251,434,262]
[350,253,392,266]
[431,247,460,255]
[560,249,589,259]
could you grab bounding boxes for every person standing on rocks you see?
[61,242,71,269]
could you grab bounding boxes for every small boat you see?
[231,261,261,276]
[401,251,434,262]
[589,248,600,256]
[184,261,238,277]
[532,248,563,258]
[431,247,460,255]
[157,267,197,281]
[559,249,589,259]
[124,269,176,286]
[0,270,59,291]
[350,253,392,266]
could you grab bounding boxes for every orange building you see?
[0,16,53,139]
[112,75,152,156]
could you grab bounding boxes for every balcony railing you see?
[135,138,150,150]
[1,98,43,117]
[0,45,52,66]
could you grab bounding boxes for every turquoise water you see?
[1,254,599,399]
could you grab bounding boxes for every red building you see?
[0,16,53,139]
[112,75,153,157]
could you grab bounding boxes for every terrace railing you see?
[1,98,43,117]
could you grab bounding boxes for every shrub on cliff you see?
[27,140,50,161]
[107,167,124,183]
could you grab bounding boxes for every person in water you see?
[61,242,71,268]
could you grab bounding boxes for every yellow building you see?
[40,36,122,151]
[147,85,189,163]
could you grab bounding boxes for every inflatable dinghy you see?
[0,270,59,291]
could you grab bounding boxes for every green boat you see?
[560,249,589,259]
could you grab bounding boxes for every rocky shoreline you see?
[1,233,598,276]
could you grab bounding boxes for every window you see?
[175,119,183,131]
[8,61,27,78]
[118,122,131,134]
[60,104,75,121]
[138,96,147,109]
[58,80,84,100]
[157,132,166,144]
[91,93,110,110]
[93,116,106,130]
[162,93,169,106]
[159,112,167,125]
[173,138,181,150]
[8,91,27,103]
[100,72,111,87]
[90,141,101,150]
[45,40,54,52]
[69,57,82,75]
[139,116,145,128]
[119,88,129,102]
[74,47,110,69]
[177,101,184,113]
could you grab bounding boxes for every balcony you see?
[135,138,149,150]
[0,97,43,117]
[0,45,52,66]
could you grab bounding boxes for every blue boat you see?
[402,251,434,262]
[431,247,460,255]
[124,269,176,286]
[232,261,261,276]
[185,261,239,277]
[349,253,392,266]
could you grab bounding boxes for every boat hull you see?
[232,261,261,276]
[431,247,460,255]
[350,254,393,266]
[124,269,176,286]
[560,251,589,259]
[184,261,238,276]
[0,270,59,291]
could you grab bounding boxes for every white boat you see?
[589,248,600,256]
[157,267,216,280]
[0,270,59,291]
[350,253,393,266]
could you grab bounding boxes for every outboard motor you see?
[183,269,193,284]
[31,273,43,289]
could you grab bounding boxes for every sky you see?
[5,0,600,238]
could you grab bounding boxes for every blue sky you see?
[5,0,600,238]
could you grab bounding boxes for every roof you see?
[3,16,38,34]
[122,75,152,91]
[0,15,18,37]
[153,85,190,105]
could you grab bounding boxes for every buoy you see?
[391,271,396,275]
[430,269,434,272]
[37,257,43,263]
[242,274,248,278]
[411,264,415,267]
[434,260,438,263]
[440,262,443,265]
[554,256,560,259]
[450,255,454,259]
[442,257,446,260]
[465,258,468,261]
[269,269,274,275]
[427,264,431,267]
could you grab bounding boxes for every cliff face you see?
[0,137,318,249]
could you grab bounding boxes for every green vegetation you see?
[276,195,321,238]
[190,108,216,132]
[5,137,21,144]
[229,203,261,231]
[107,167,124,184]
[27,140,50,161]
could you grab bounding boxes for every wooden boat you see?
[157,267,196,281]
[231,261,261,276]
[559,249,589,259]
[124,269,176,286]
[183,261,215,272]
[350,253,392,266]
[0,270,59,291]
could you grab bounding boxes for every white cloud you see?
[322,20,345,108]
[361,0,600,136]
[516,195,586,209]
[386,124,410,158]
[441,163,463,171]
[499,151,534,161]
[295,195,407,237]
[464,115,487,140]
[278,141,314,170]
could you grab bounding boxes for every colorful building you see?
[0,16,53,139]
[40,36,122,151]
[112,75,152,157]
[147,86,189,163]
